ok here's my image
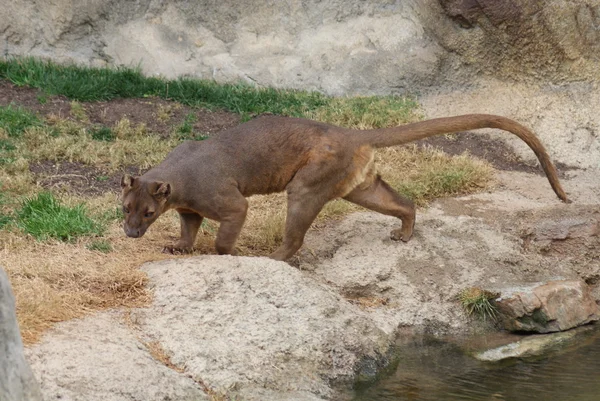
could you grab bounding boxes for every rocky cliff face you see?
[429,0,600,85]
[2,0,600,95]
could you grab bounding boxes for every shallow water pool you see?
[353,326,600,401]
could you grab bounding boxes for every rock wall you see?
[426,0,600,86]
[2,0,600,95]
[0,268,43,401]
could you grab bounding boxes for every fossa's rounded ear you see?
[150,181,172,199]
[121,174,136,190]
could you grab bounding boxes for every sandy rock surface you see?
[26,312,207,401]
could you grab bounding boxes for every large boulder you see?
[494,280,600,333]
[135,256,395,401]
[427,0,600,85]
[0,267,43,401]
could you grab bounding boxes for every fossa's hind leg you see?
[214,189,249,256]
[343,175,415,241]
[270,144,383,260]
[269,193,328,261]
[269,161,343,261]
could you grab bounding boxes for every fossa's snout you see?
[124,224,145,238]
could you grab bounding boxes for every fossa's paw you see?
[390,228,412,242]
[162,245,194,255]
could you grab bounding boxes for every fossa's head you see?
[120,175,171,238]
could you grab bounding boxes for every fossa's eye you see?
[144,211,155,218]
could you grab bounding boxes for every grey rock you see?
[136,256,393,400]
[26,311,208,401]
[525,216,599,245]
[0,0,443,95]
[494,280,600,333]
[0,268,42,401]
[3,0,600,92]
[424,0,600,86]
[474,325,598,362]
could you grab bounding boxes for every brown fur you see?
[121,114,568,261]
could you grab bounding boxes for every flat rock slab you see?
[26,311,207,401]
[0,267,42,401]
[494,280,600,333]
[474,325,600,362]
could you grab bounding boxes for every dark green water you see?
[354,327,600,401]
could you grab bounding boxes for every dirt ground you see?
[0,79,559,196]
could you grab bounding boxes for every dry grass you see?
[377,145,494,205]
[1,218,185,343]
[458,287,500,321]
[21,119,177,171]
[306,95,422,129]
[2,191,201,343]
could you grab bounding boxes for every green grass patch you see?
[0,57,329,117]
[16,192,105,241]
[0,58,155,102]
[0,57,420,127]
[0,138,16,165]
[176,113,195,137]
[90,125,115,142]
[0,104,42,137]
[0,139,16,151]
[175,113,209,141]
[307,95,421,129]
[37,92,48,104]
[0,192,12,228]
[0,205,12,229]
[0,214,11,229]
[458,287,500,321]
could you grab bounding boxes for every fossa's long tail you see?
[352,114,568,202]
